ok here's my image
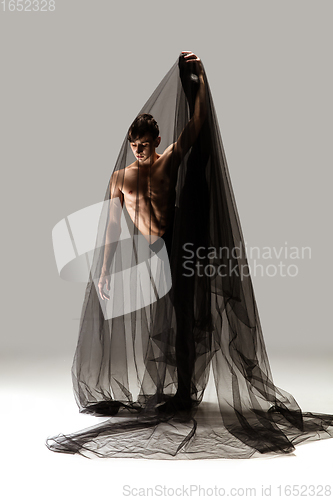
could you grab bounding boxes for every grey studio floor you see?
[1,353,332,500]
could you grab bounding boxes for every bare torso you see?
[120,150,177,243]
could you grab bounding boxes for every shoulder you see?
[110,164,133,185]
[162,143,176,156]
[110,168,127,200]
[161,142,182,164]
[154,143,178,167]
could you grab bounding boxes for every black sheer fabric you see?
[46,54,333,459]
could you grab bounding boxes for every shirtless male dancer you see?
[98,50,207,413]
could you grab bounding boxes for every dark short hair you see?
[128,113,159,142]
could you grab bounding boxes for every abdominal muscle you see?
[124,195,174,244]
[121,159,176,245]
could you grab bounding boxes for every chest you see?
[124,169,170,201]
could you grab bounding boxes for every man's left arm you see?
[165,52,207,163]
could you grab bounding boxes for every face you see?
[130,134,160,164]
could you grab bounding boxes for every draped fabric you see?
[46,54,333,459]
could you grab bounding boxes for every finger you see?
[98,283,104,300]
[184,54,200,62]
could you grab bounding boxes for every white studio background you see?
[0,1,332,499]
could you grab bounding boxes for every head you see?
[128,114,161,163]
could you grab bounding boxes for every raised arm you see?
[98,171,124,300]
[171,51,207,162]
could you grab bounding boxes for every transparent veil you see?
[46,53,333,459]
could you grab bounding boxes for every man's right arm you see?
[99,172,124,300]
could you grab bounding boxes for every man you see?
[98,50,207,412]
